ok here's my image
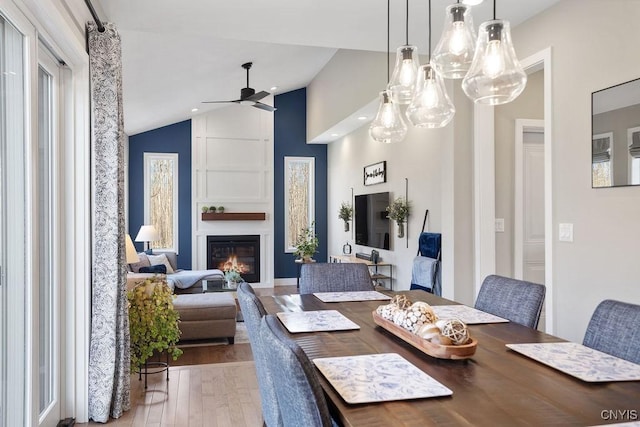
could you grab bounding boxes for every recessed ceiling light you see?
[357,116,368,120]
[462,0,483,5]
[191,108,199,112]
[270,86,278,92]
[331,133,340,137]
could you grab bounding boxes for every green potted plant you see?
[201,206,209,213]
[127,276,182,371]
[294,221,319,261]
[338,202,353,232]
[208,206,217,213]
[217,206,225,213]
[386,197,410,238]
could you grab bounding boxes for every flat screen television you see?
[354,192,390,250]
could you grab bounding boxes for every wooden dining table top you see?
[260,290,640,427]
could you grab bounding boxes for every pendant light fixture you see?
[388,0,420,105]
[370,0,408,143]
[432,1,476,79]
[406,0,455,128]
[461,0,527,105]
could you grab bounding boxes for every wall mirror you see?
[592,77,640,188]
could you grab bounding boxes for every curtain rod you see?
[84,0,105,32]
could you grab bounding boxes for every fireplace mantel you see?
[201,212,266,221]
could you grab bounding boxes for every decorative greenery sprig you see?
[127,276,182,370]
[294,221,319,259]
[386,197,410,224]
[338,202,353,222]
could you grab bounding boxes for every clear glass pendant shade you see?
[406,64,456,128]
[432,4,476,79]
[388,45,420,104]
[462,19,527,105]
[369,90,408,143]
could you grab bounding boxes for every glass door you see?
[0,11,27,427]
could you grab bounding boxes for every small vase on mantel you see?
[397,222,405,239]
[344,221,350,232]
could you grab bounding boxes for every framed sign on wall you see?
[364,161,386,186]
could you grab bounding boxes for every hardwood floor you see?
[78,285,297,426]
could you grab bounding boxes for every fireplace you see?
[207,235,260,283]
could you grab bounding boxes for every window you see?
[592,132,612,188]
[143,153,178,252]
[284,157,315,252]
[627,127,640,185]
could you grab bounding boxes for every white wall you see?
[191,104,275,287]
[512,0,640,342]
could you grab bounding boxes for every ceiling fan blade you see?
[201,99,241,104]
[253,102,276,112]
[245,91,269,102]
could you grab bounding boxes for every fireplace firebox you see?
[207,235,260,283]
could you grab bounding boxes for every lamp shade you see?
[462,19,527,105]
[135,224,160,242]
[388,45,420,105]
[369,90,408,144]
[125,234,140,264]
[432,4,476,79]
[406,64,456,129]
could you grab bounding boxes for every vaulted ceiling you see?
[96,0,560,136]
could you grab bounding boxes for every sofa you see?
[126,251,236,343]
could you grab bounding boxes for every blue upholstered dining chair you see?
[237,283,283,427]
[474,275,546,329]
[259,314,336,427]
[299,262,374,295]
[583,299,640,364]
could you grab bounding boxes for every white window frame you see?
[143,152,179,252]
[626,126,640,185]
[284,156,315,253]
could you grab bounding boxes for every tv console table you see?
[329,254,393,290]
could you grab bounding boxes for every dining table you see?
[260,290,640,427]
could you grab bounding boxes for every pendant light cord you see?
[493,0,497,20]
[405,0,409,45]
[428,0,432,59]
[387,0,390,83]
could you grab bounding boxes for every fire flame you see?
[219,255,248,274]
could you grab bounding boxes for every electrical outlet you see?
[559,223,573,242]
[495,218,505,233]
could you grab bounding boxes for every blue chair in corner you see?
[237,283,283,427]
[260,314,336,427]
[474,275,546,329]
[583,299,640,364]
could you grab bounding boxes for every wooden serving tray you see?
[372,311,477,360]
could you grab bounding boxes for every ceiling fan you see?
[202,62,276,112]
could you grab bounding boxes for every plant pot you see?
[344,221,350,232]
[397,222,405,238]
[226,279,238,289]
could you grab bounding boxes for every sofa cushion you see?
[129,253,151,273]
[147,253,175,273]
[139,264,167,274]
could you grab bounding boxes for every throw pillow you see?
[147,253,175,274]
[139,264,167,274]
[129,252,151,273]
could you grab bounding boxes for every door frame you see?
[514,119,545,279]
[474,47,554,334]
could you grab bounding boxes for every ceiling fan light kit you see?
[202,62,276,112]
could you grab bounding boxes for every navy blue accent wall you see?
[128,120,192,269]
[274,88,328,278]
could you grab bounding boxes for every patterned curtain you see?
[87,22,130,422]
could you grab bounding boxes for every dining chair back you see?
[475,275,546,329]
[299,262,374,295]
[237,283,283,427]
[583,299,640,364]
[259,314,334,427]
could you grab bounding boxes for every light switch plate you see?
[559,223,573,242]
[495,218,505,233]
